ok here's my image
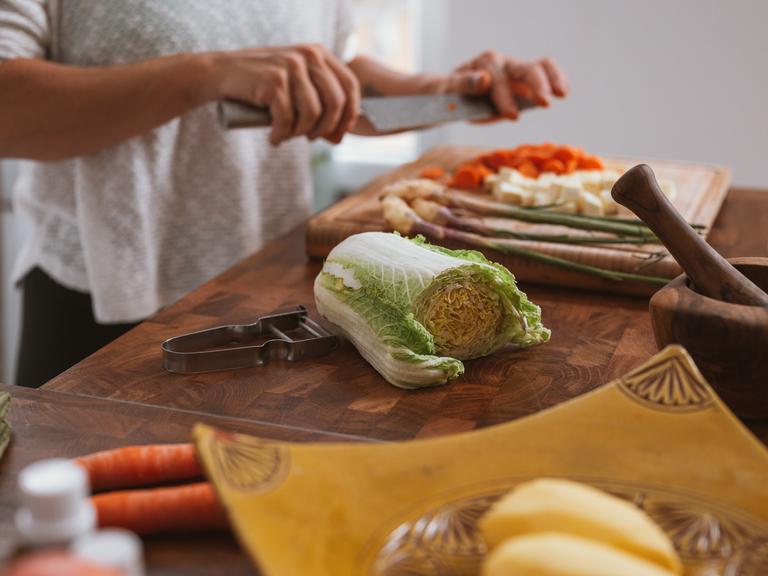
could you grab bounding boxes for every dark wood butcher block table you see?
[0,384,370,575]
[1,187,764,575]
[41,187,768,443]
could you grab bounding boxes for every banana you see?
[481,532,678,576]
[478,478,682,574]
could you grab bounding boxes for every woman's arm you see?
[0,44,360,160]
[0,45,569,159]
[0,55,216,161]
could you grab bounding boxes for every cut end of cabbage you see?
[415,267,506,359]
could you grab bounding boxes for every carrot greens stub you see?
[313,232,549,389]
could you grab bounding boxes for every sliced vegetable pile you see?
[381,181,675,286]
[442,143,606,190]
[381,146,699,287]
[314,232,549,389]
[420,143,677,218]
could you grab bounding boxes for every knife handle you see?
[217,100,271,129]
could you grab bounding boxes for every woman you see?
[0,0,568,387]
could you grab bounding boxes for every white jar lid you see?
[15,458,96,546]
[72,529,145,576]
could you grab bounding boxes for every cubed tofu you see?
[499,167,537,189]
[533,190,556,206]
[484,174,500,192]
[578,190,605,216]
[577,171,605,193]
[529,177,555,198]
[498,167,525,183]
[537,173,557,186]
[598,189,619,215]
[555,179,583,206]
[600,170,621,189]
[493,181,532,205]
[549,202,578,214]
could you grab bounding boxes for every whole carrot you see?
[93,482,228,535]
[76,443,202,491]
[419,165,445,180]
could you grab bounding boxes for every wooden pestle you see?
[611,164,768,307]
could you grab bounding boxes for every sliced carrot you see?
[526,150,553,165]
[476,153,496,170]
[508,156,525,168]
[475,164,493,188]
[419,165,445,180]
[579,155,606,170]
[516,160,539,179]
[450,163,491,190]
[448,144,604,183]
[541,158,566,174]
[554,145,583,164]
[450,165,479,189]
[564,158,579,174]
[481,151,514,171]
[76,443,202,491]
[514,145,533,158]
[93,482,228,535]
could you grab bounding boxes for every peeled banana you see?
[479,478,682,574]
[481,532,678,576]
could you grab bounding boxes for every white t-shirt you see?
[0,0,352,322]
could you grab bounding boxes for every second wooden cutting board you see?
[307,146,731,297]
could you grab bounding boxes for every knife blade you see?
[217,94,536,131]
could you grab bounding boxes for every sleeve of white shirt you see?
[334,0,357,63]
[0,0,50,61]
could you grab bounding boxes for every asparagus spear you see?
[420,201,660,245]
[443,191,659,240]
[383,195,670,286]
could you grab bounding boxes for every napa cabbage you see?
[314,232,549,389]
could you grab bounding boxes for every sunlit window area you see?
[313,0,420,210]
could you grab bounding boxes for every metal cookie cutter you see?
[161,306,339,374]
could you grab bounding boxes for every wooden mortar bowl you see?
[650,257,768,418]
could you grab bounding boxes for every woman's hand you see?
[348,52,568,134]
[210,44,361,146]
[450,51,569,120]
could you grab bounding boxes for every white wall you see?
[419,0,768,188]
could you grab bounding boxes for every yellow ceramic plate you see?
[194,346,768,575]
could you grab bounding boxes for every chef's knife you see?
[217,94,536,131]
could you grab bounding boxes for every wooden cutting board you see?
[307,146,731,296]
